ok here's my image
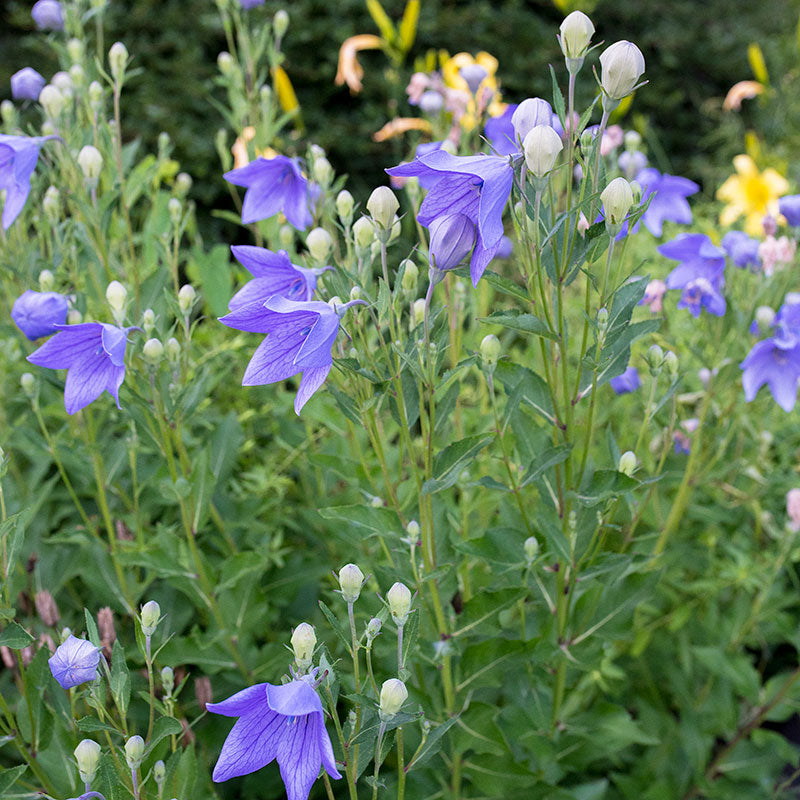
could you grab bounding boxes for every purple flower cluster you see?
[741,296,800,412]
[659,234,726,318]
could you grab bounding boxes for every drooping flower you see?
[11,67,46,101]
[721,230,760,269]
[207,674,341,798]
[660,234,727,318]
[334,34,383,95]
[428,214,476,271]
[717,155,789,236]
[12,289,68,340]
[27,323,136,414]
[722,80,764,111]
[385,150,514,286]
[0,133,58,229]
[610,366,640,394]
[219,296,363,414]
[31,0,64,30]
[741,338,800,412]
[779,194,800,227]
[224,155,315,230]
[48,634,100,689]
[229,246,329,310]
[639,279,667,313]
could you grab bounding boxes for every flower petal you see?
[212,708,285,782]
[276,714,322,800]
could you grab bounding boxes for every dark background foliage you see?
[0,0,797,213]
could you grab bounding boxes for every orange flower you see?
[231,127,278,170]
[335,34,384,95]
[372,117,432,142]
[722,80,764,112]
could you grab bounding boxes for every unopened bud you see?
[313,157,332,187]
[663,350,678,379]
[278,224,294,250]
[78,146,103,186]
[755,305,776,330]
[387,582,412,625]
[306,227,332,263]
[646,344,664,375]
[160,666,174,695]
[39,85,65,119]
[67,38,84,64]
[366,186,399,236]
[142,308,155,334]
[43,186,60,221]
[106,280,127,314]
[400,260,418,293]
[143,338,164,365]
[21,372,36,397]
[406,520,420,539]
[67,309,82,324]
[411,298,425,329]
[217,51,234,75]
[624,130,642,150]
[601,177,634,229]
[523,125,563,179]
[349,286,361,301]
[599,40,646,107]
[353,216,374,250]
[140,600,161,637]
[338,563,364,603]
[168,197,182,225]
[1,99,16,127]
[480,334,501,371]
[273,9,289,40]
[124,735,145,770]
[109,42,129,83]
[175,172,192,197]
[166,337,180,363]
[153,760,166,786]
[559,11,595,63]
[336,189,354,225]
[178,284,196,313]
[365,617,382,641]
[52,71,73,95]
[618,450,637,476]
[88,81,103,111]
[74,739,101,785]
[597,307,609,335]
[379,678,408,718]
[523,535,539,562]
[291,622,316,669]
[38,269,54,292]
[69,65,85,88]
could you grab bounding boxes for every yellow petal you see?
[716,175,742,203]
[743,212,765,236]
[762,168,790,197]
[732,154,757,177]
[475,51,499,77]
[719,205,744,227]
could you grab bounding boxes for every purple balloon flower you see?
[741,338,800,412]
[634,168,699,237]
[224,155,315,230]
[239,0,265,7]
[721,230,760,269]
[27,322,135,414]
[428,213,476,271]
[496,234,513,259]
[11,67,46,101]
[511,97,553,144]
[229,246,329,310]
[610,366,641,394]
[12,289,68,340]
[660,234,727,318]
[386,150,514,286]
[0,133,58,229]
[207,675,341,798]
[779,195,800,227]
[484,104,517,156]
[31,0,64,30]
[219,296,363,414]
[48,634,100,689]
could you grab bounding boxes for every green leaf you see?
[451,589,524,638]
[496,361,555,425]
[408,716,459,770]
[326,384,362,425]
[453,267,528,302]
[187,244,233,318]
[318,600,352,653]
[0,622,34,649]
[422,435,493,494]
[366,0,396,44]
[569,470,638,506]
[521,444,573,487]
[147,716,183,754]
[479,309,557,340]
[85,607,102,648]
[317,504,402,538]
[77,716,119,734]
[0,765,27,794]
[549,64,566,130]
[110,639,131,717]
[397,0,420,52]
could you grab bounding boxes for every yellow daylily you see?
[716,155,789,236]
[441,51,505,129]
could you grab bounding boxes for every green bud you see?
[143,338,164,365]
[336,190,354,225]
[168,197,182,225]
[160,666,174,695]
[406,519,420,539]
[165,337,180,363]
[387,582,411,625]
[600,177,634,232]
[153,760,166,786]
[69,64,85,88]
[291,622,316,670]
[349,286,361,301]
[178,284,196,313]
[142,308,155,334]
[21,372,36,398]
[366,186,399,236]
[338,563,364,604]
[273,9,289,40]
[400,260,418,293]
[379,678,408,718]
[140,600,161,637]
[88,81,103,111]
[353,216,374,250]
[74,739,101,785]
[124,735,145,770]
[217,51,234,76]
[663,350,678,379]
[109,42,129,84]
[38,269,54,292]
[39,85,65,119]
[523,535,539,562]
[480,334,501,371]
[78,146,103,187]
[618,450,637,476]
[306,227,333,263]
[1,100,16,127]
[43,186,60,222]
[365,617,382,641]
[175,172,192,197]
[67,38,84,64]
[313,157,333,187]
[646,343,664,375]
[279,224,294,250]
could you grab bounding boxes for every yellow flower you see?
[716,155,789,236]
[441,51,505,129]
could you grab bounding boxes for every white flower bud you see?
[217,51,234,75]
[105,280,127,313]
[153,760,166,785]
[480,334,501,370]
[166,337,180,363]
[411,298,425,329]
[273,9,289,40]
[306,227,333,263]
[88,80,103,111]
[69,64,85,88]
[291,622,316,668]
[168,197,182,225]
[143,338,164,365]
[338,564,364,603]
[336,189,354,225]
[313,157,333,186]
[175,172,192,196]
[387,582,412,625]
[600,177,634,227]
[259,85,272,105]
[1,99,16,127]
[160,666,174,694]
[366,186,399,234]
[523,125,563,179]
[178,284,196,313]
[523,535,539,562]
[755,305,776,330]
[599,41,645,102]
[400,260,418,293]
[43,185,60,221]
[365,617,382,641]
[142,308,155,333]
[52,71,73,94]
[39,85,65,119]
[109,42,129,84]
[74,739,101,785]
[140,600,161,637]
[67,309,83,325]
[309,144,326,160]
[618,451,637,476]
[78,146,103,186]
[124,735,145,770]
[663,350,678,379]
[67,38,84,64]
[559,11,595,60]
[349,286,361,301]
[21,372,36,398]
[379,678,408,718]
[353,216,374,250]
[512,98,553,143]
[38,269,54,292]
[624,130,642,150]
[406,520,420,539]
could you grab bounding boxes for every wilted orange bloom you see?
[232,127,279,169]
[722,81,764,111]
[372,117,432,142]
[335,34,383,95]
